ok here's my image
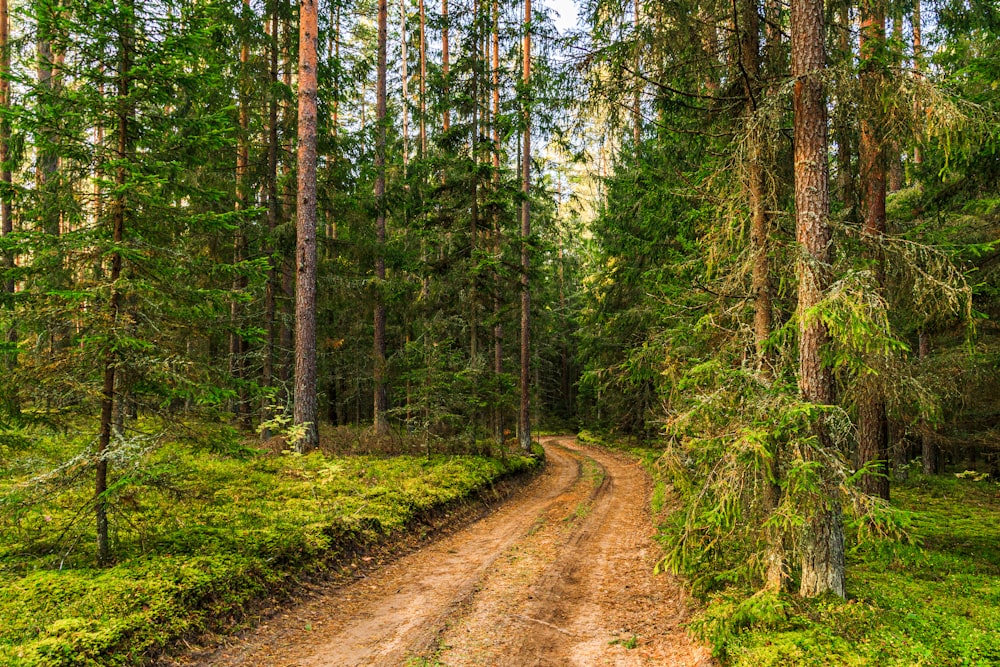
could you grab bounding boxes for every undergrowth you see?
[0,424,539,666]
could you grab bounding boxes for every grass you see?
[0,424,540,666]
[699,472,1000,666]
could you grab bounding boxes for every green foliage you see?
[0,428,539,665]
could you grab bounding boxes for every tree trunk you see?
[37,13,59,238]
[887,16,904,192]
[373,0,390,435]
[791,0,845,598]
[912,0,922,165]
[231,0,251,429]
[401,0,408,168]
[280,12,295,398]
[518,0,532,453]
[470,0,480,362]
[492,0,503,445]
[261,10,280,439]
[835,4,854,216]
[294,0,320,451]
[97,3,133,566]
[442,0,450,132]
[858,0,890,502]
[739,0,782,591]
[633,0,641,146]
[0,0,12,303]
[419,0,427,157]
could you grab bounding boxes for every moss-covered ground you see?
[713,472,1000,667]
[0,427,539,666]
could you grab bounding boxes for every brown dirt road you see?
[193,436,713,666]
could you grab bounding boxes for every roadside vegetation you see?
[0,424,539,666]
[698,471,1000,667]
[582,431,1000,666]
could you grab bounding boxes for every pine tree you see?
[518,0,532,452]
[791,0,845,598]
[295,0,321,450]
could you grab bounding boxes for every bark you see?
[791,0,845,598]
[740,0,771,373]
[858,1,890,502]
[333,4,341,136]
[739,0,782,590]
[442,0,450,131]
[97,4,133,566]
[37,13,59,237]
[280,12,295,395]
[518,0,532,453]
[912,0,922,165]
[469,0,480,362]
[700,10,720,93]
[231,0,251,429]
[373,0,390,435]
[1,0,12,304]
[401,0,408,168]
[763,0,781,72]
[558,247,570,415]
[419,0,427,156]
[887,16,904,192]
[492,0,503,445]
[294,0,320,451]
[633,0,641,146]
[834,4,854,215]
[261,11,280,439]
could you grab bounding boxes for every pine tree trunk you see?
[231,0,251,429]
[97,4,133,566]
[835,4,854,216]
[518,0,532,453]
[887,16,904,191]
[858,1,890,502]
[912,0,922,165]
[0,0,12,304]
[791,0,845,598]
[37,15,59,238]
[740,0,782,591]
[401,0,408,168]
[261,11,280,439]
[419,0,427,157]
[492,0,503,445]
[280,11,295,399]
[469,0,480,363]
[633,0,641,146]
[373,0,390,435]
[332,4,340,135]
[294,0,320,451]
[442,0,450,132]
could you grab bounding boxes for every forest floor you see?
[182,435,713,667]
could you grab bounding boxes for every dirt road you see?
[197,436,712,666]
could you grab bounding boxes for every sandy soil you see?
[189,436,713,667]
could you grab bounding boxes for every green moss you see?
[703,474,1000,666]
[0,434,540,666]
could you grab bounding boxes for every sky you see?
[547,0,580,33]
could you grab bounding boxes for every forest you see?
[0,0,998,664]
